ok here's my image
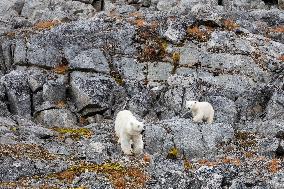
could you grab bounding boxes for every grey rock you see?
[145,118,234,158]
[70,71,116,114]
[72,172,114,189]
[21,0,96,23]
[18,125,55,139]
[201,123,234,151]
[1,70,31,118]
[1,40,15,74]
[65,48,110,73]
[179,42,203,65]
[127,89,153,117]
[36,109,77,128]
[26,40,62,68]
[0,158,38,182]
[202,53,266,80]
[163,21,186,44]
[146,159,194,188]
[195,166,223,189]
[14,38,27,65]
[0,133,18,144]
[163,86,183,115]
[44,141,70,155]
[265,92,284,121]
[0,101,11,117]
[207,96,238,123]
[42,74,67,104]
[0,126,11,135]
[258,137,279,156]
[32,91,53,114]
[0,117,17,127]
[147,62,172,81]
[269,173,284,189]
[156,0,177,11]
[113,57,146,81]
[26,67,47,93]
[144,123,170,155]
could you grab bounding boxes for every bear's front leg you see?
[132,134,143,155]
[120,135,133,155]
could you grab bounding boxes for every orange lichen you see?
[143,153,151,164]
[270,25,284,33]
[34,20,60,30]
[268,159,280,173]
[129,11,144,17]
[53,64,69,74]
[135,19,146,27]
[278,55,284,62]
[187,26,212,42]
[223,19,239,30]
[48,162,149,189]
[150,21,159,30]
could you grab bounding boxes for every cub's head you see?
[128,120,145,135]
[185,101,198,111]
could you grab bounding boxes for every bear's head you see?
[127,120,145,136]
[185,101,198,111]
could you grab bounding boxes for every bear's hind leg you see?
[193,113,203,123]
[207,115,214,124]
[133,135,143,155]
[120,136,133,155]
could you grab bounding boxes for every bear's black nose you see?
[141,129,145,134]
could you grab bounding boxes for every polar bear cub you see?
[185,101,214,124]
[115,110,145,155]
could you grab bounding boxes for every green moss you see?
[52,127,93,139]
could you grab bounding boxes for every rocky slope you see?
[0,0,284,188]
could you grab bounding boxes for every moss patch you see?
[52,127,93,140]
[167,147,179,159]
[48,162,149,189]
[0,144,56,160]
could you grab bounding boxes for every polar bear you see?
[115,110,145,155]
[185,101,214,124]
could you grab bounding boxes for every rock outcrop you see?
[0,0,283,188]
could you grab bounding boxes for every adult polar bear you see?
[115,110,145,155]
[186,101,214,124]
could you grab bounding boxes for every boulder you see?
[36,109,77,128]
[1,70,31,118]
[70,71,116,115]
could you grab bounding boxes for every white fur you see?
[186,101,214,124]
[115,110,144,155]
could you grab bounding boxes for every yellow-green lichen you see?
[172,52,180,63]
[167,147,179,159]
[52,127,93,139]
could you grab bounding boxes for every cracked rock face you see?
[0,0,284,188]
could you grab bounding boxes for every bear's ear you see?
[130,122,134,127]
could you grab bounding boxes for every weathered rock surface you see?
[0,0,283,188]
